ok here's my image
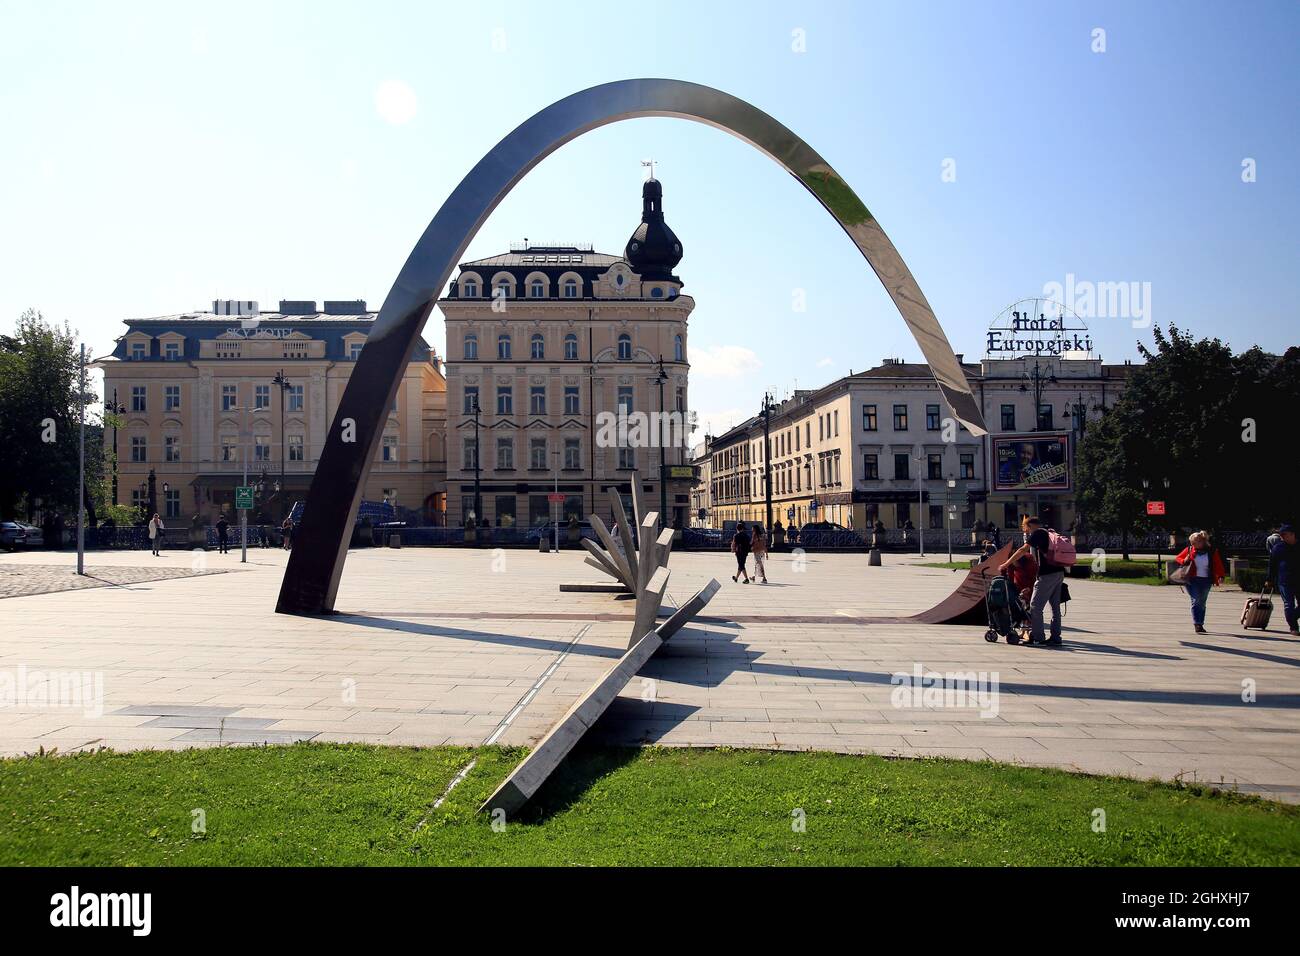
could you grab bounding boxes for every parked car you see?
[14,522,44,547]
[800,520,849,532]
[0,521,29,551]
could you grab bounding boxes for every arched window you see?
[462,279,478,298]
[464,333,478,359]
[530,333,544,359]
[617,334,632,361]
[498,334,512,360]
[650,287,663,298]
[495,280,510,300]
[563,279,578,298]
[674,334,684,362]
[530,279,544,298]
[563,333,578,360]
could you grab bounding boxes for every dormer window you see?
[462,279,478,297]
[617,334,632,361]
[131,343,146,360]
[530,280,544,298]
[164,342,180,360]
[563,279,578,298]
[650,287,663,298]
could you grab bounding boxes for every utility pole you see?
[761,391,773,532]
[77,344,86,575]
[656,355,668,531]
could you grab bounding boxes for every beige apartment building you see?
[702,353,1135,534]
[97,300,447,524]
[438,177,698,529]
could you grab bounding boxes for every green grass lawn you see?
[2,743,1297,866]
[1090,559,1172,586]
[919,560,975,570]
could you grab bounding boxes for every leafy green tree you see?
[1076,324,1299,554]
[0,309,102,521]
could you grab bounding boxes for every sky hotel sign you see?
[986,311,1093,357]
[223,327,297,338]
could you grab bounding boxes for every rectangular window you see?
[618,447,635,469]
[530,386,546,415]
[463,495,479,523]
[255,384,270,410]
[1000,404,1016,431]
[926,404,941,430]
[130,343,146,360]
[893,404,908,430]
[564,386,580,415]
[929,504,944,530]
[893,453,909,481]
[164,435,181,463]
[863,453,879,479]
[463,438,478,471]
[289,385,304,412]
[164,341,180,360]
[927,454,943,480]
[350,342,364,360]
[564,437,581,469]
[165,489,181,519]
[833,410,839,436]
[254,436,271,462]
[960,453,974,479]
[289,435,304,462]
[463,386,479,415]
[862,404,877,431]
[530,437,547,470]
[617,386,633,415]
[131,488,147,509]
[496,385,513,415]
[222,385,237,412]
[495,495,517,527]
[165,385,180,412]
[496,437,514,470]
[131,386,146,412]
[382,435,398,461]
[675,386,685,413]
[1037,403,1054,431]
[1003,502,1019,529]
[131,436,147,462]
[221,436,238,462]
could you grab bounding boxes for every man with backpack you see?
[999,515,1075,646]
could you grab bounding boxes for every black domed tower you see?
[624,177,683,282]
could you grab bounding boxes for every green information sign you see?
[235,486,255,510]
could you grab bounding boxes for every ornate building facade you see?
[98,300,447,523]
[438,177,697,529]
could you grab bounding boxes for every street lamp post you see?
[272,369,291,520]
[76,344,86,575]
[105,390,126,506]
[761,392,774,533]
[911,453,926,557]
[655,355,668,531]
[552,448,560,554]
[471,396,482,527]
[946,477,957,563]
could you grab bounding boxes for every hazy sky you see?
[2,0,1296,435]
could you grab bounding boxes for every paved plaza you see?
[0,545,1297,802]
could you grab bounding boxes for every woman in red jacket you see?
[1174,530,1227,634]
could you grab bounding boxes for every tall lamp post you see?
[470,395,482,526]
[105,391,126,506]
[760,391,774,532]
[1142,476,1171,573]
[1020,356,1057,432]
[655,355,668,531]
[271,369,292,520]
[911,452,926,557]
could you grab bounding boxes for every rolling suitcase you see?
[1241,585,1273,630]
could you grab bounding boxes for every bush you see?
[1237,568,1269,594]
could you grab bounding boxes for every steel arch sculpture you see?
[277,78,986,615]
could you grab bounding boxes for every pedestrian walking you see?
[1267,523,1299,636]
[148,513,164,556]
[1172,530,1227,634]
[216,514,230,555]
[730,521,752,584]
[280,516,294,551]
[751,524,770,584]
[999,515,1070,646]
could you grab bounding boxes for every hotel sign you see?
[223,327,297,338]
[986,311,1093,357]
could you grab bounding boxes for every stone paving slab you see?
[0,563,229,599]
[0,547,1297,802]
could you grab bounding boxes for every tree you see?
[0,309,102,521]
[1076,324,1299,554]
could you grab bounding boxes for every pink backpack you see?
[1045,529,1077,566]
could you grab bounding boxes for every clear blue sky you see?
[2,0,1296,435]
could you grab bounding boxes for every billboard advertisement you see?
[991,432,1071,492]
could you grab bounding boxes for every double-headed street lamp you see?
[104,392,126,505]
[271,369,292,520]
[654,355,669,531]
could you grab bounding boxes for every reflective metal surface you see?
[277,78,985,615]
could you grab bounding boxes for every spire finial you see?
[641,158,656,180]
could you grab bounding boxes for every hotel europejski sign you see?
[985,312,1093,357]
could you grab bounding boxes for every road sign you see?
[235,486,255,510]
[547,493,565,503]
[1146,501,1166,516]
[787,507,794,520]
[809,499,819,513]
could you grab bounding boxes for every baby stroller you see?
[983,573,1031,644]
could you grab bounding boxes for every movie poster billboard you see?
[991,432,1071,492]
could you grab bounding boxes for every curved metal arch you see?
[277,78,985,615]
